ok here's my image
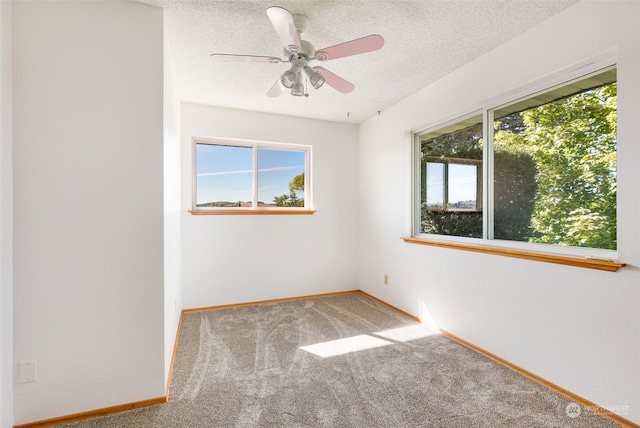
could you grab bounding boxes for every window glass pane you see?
[257,148,306,207]
[195,144,252,207]
[425,162,444,209]
[448,164,477,211]
[419,115,483,238]
[493,69,616,249]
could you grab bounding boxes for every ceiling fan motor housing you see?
[284,39,317,62]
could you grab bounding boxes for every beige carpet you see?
[64,292,621,427]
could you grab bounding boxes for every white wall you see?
[181,104,359,309]
[0,1,13,426]
[13,2,166,424]
[163,19,182,384]
[359,0,640,425]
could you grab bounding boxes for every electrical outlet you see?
[384,274,389,285]
[18,360,37,383]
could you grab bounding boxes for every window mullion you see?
[416,137,424,235]
[484,108,494,241]
[252,145,258,208]
[304,148,311,209]
[443,163,449,209]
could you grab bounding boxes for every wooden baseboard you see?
[182,289,361,313]
[358,290,421,323]
[13,396,167,428]
[360,290,639,428]
[166,310,184,399]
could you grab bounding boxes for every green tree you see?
[289,173,304,193]
[274,173,305,207]
[494,83,617,249]
[493,148,538,241]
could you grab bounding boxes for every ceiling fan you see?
[210,6,384,97]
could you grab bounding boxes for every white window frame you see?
[191,136,313,213]
[412,54,618,261]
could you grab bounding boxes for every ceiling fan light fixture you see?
[280,65,298,89]
[304,66,325,89]
[291,72,305,96]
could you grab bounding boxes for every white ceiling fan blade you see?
[266,6,302,54]
[315,35,384,62]
[267,78,284,97]
[210,54,281,64]
[313,67,354,94]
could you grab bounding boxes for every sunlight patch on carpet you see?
[299,334,393,358]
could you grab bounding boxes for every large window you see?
[193,138,312,213]
[415,65,617,255]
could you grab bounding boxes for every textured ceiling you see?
[138,0,579,123]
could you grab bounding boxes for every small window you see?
[415,65,617,254]
[193,138,312,213]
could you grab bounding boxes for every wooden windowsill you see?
[189,209,316,216]
[401,236,625,272]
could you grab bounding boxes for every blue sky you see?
[196,144,305,204]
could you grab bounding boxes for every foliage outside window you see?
[417,66,617,252]
[193,138,311,211]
